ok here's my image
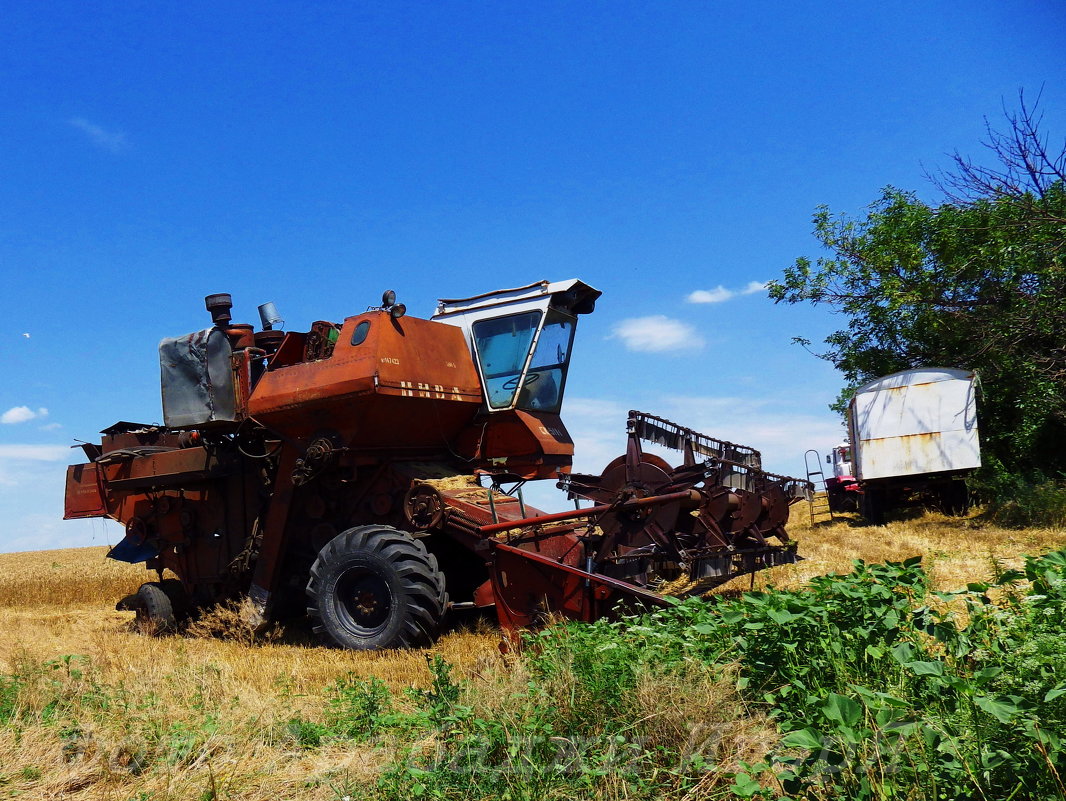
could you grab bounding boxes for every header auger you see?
[65,279,811,648]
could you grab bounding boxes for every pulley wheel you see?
[403,484,446,530]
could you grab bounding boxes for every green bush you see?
[485,552,1066,800]
[989,478,1066,528]
[970,458,1066,527]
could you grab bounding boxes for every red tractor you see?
[65,280,810,648]
[824,442,862,513]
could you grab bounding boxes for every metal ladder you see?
[804,449,835,526]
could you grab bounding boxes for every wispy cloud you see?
[686,280,768,304]
[610,315,704,353]
[642,394,845,477]
[68,117,128,153]
[39,422,63,431]
[0,441,69,486]
[0,446,116,552]
[1,406,48,425]
[0,444,68,461]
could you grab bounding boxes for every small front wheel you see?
[306,525,447,650]
[132,582,177,634]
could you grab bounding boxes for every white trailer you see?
[847,367,980,523]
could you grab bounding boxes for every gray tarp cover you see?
[159,327,237,427]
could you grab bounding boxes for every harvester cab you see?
[433,279,600,415]
[64,278,812,650]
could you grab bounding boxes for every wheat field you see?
[0,509,1063,799]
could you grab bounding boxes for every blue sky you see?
[1,1,1063,552]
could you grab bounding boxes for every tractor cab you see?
[433,279,600,415]
[829,442,854,480]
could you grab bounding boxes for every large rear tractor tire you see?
[306,525,447,650]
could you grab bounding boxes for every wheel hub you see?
[336,569,392,632]
[354,590,379,616]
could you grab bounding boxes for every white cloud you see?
[68,117,128,153]
[520,397,632,513]
[610,315,704,353]
[0,441,121,553]
[39,422,63,431]
[641,395,846,480]
[0,514,122,554]
[561,398,632,474]
[742,280,768,295]
[686,286,734,304]
[687,280,768,303]
[1,406,48,424]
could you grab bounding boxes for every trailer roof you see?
[853,367,976,396]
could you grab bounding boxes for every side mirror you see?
[826,454,831,464]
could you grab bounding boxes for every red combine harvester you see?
[64,280,811,649]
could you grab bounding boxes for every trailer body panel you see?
[849,368,980,482]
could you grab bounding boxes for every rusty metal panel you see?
[63,463,106,519]
[850,368,980,481]
[98,447,228,489]
[159,328,238,427]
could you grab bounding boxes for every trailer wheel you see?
[306,525,447,650]
[132,582,177,634]
[939,480,970,516]
[860,486,886,525]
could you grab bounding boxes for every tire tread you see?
[306,524,447,650]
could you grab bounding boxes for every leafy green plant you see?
[284,716,329,749]
[325,674,395,741]
[8,548,1066,801]
[0,672,20,725]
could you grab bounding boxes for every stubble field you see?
[0,508,1063,800]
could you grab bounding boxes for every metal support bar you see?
[478,488,702,536]
[491,541,673,607]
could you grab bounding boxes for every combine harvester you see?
[65,280,811,648]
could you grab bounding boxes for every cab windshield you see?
[473,311,541,409]
[517,310,575,412]
[471,309,576,412]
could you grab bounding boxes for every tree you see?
[768,93,1066,477]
